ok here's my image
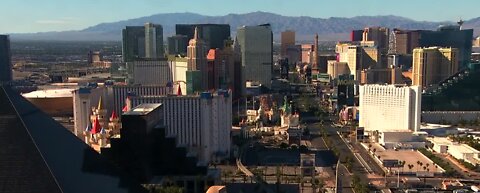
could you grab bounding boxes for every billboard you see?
[383,159,400,167]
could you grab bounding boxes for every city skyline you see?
[1,0,479,33]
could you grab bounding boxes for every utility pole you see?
[384,169,388,188]
[397,168,400,188]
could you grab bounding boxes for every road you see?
[308,121,372,192]
[351,141,385,175]
[237,141,276,193]
[337,163,354,193]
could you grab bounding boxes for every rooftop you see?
[124,103,162,115]
[22,88,74,98]
[428,137,480,153]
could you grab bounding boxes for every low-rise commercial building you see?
[429,137,480,164]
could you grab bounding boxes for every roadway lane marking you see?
[337,131,373,174]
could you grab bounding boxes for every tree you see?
[155,186,183,193]
[145,182,184,193]
[345,156,354,172]
[303,127,311,136]
[279,142,289,149]
[408,164,414,173]
[299,145,308,152]
[317,178,325,193]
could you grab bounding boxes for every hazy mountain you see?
[10,11,478,41]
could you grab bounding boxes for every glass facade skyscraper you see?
[144,23,164,59]
[122,26,145,62]
[122,24,164,62]
[175,24,230,50]
[167,35,189,56]
[418,26,473,69]
[236,24,273,89]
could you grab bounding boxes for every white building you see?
[378,131,426,149]
[133,59,172,85]
[429,137,480,164]
[126,91,232,164]
[359,84,422,133]
[73,86,109,137]
[111,85,172,116]
[170,57,188,95]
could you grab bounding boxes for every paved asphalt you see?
[337,163,354,193]
[308,121,373,192]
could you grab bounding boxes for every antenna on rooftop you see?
[457,18,464,30]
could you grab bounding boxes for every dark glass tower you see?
[167,35,189,56]
[122,26,145,62]
[419,26,473,69]
[0,35,12,83]
[175,24,230,50]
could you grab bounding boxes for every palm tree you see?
[398,161,405,172]
[408,164,414,173]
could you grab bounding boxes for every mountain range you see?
[10,11,480,41]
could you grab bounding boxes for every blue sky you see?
[1,0,478,33]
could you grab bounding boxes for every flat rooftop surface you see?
[368,143,444,173]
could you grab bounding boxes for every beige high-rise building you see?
[281,30,295,57]
[327,60,350,79]
[360,67,403,85]
[412,47,459,88]
[301,44,314,64]
[187,27,208,90]
[362,46,380,68]
[336,42,379,80]
[362,27,389,54]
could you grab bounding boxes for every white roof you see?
[22,88,74,98]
